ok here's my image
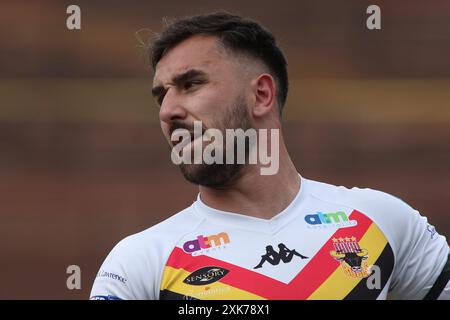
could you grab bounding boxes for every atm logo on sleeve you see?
[305,211,357,229]
[182,232,230,254]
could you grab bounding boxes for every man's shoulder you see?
[305,177,413,213]
[305,177,424,246]
[110,204,204,258]
[120,206,202,250]
[91,204,204,300]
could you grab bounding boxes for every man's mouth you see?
[171,129,205,147]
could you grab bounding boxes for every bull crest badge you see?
[330,237,371,278]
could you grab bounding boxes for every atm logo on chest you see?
[182,232,230,254]
[305,211,357,228]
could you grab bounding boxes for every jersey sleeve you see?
[90,236,156,300]
[377,193,450,299]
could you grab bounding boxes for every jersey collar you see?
[193,175,310,234]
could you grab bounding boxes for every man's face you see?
[152,35,252,188]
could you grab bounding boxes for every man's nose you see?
[159,88,188,123]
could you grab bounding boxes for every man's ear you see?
[251,73,276,118]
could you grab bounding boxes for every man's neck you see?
[198,142,301,220]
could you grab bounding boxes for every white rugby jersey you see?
[90,176,449,300]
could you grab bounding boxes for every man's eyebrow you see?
[173,69,207,85]
[151,69,207,98]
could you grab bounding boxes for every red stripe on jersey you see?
[166,246,286,298]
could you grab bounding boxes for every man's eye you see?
[157,94,165,106]
[184,80,202,90]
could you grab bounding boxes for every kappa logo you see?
[183,266,229,286]
[330,237,371,278]
[254,243,308,269]
[304,211,357,229]
[182,232,230,254]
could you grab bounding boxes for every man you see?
[90,12,449,300]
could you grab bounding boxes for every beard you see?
[169,95,252,189]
